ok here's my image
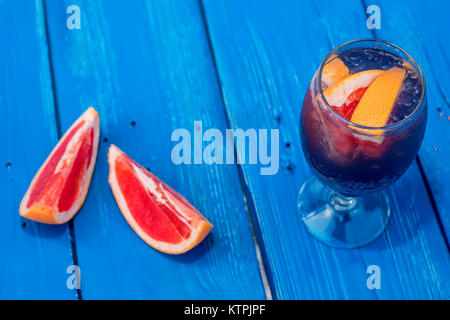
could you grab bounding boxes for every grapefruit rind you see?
[322,56,350,88]
[350,67,406,135]
[108,145,213,255]
[22,206,57,224]
[19,107,100,224]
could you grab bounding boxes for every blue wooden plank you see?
[364,0,450,242]
[202,0,450,299]
[44,0,266,299]
[0,0,76,299]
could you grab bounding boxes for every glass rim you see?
[317,39,426,131]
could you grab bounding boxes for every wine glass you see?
[298,39,427,248]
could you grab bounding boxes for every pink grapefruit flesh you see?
[108,145,213,254]
[19,107,100,224]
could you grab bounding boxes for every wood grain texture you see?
[364,0,450,242]
[0,0,76,299]
[202,0,450,299]
[44,0,266,299]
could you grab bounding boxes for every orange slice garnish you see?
[403,60,414,71]
[350,67,406,133]
[322,56,350,88]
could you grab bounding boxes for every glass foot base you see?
[297,177,391,249]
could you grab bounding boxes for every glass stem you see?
[330,193,358,216]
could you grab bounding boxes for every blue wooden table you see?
[1,0,449,300]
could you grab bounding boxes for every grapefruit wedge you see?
[20,107,100,224]
[322,69,384,119]
[108,145,213,254]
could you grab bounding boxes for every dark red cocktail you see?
[298,40,426,248]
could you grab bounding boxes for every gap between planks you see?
[198,0,274,300]
[41,0,82,300]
